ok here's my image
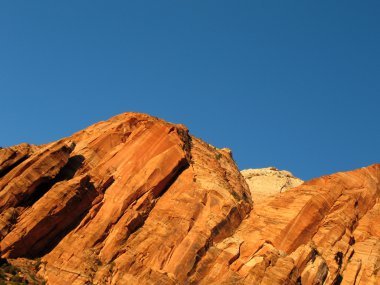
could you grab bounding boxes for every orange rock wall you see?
[0,113,379,285]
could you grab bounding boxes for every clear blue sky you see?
[1,1,379,180]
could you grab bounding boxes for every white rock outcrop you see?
[241,167,303,203]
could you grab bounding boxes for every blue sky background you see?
[1,1,379,180]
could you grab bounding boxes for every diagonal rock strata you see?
[0,112,379,285]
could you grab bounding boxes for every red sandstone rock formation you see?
[0,113,379,285]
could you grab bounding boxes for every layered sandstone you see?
[0,113,252,284]
[0,112,379,285]
[241,167,303,202]
[190,164,380,284]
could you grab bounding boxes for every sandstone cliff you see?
[241,167,303,202]
[0,112,379,285]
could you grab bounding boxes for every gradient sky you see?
[1,1,379,180]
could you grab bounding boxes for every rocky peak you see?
[0,112,379,285]
[241,167,304,203]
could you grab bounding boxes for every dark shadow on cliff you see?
[19,155,85,207]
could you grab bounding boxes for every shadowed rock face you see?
[0,112,379,285]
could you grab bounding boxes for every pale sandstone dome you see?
[0,112,379,285]
[241,167,304,203]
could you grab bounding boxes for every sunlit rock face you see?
[241,167,304,203]
[0,112,379,285]
[195,164,380,285]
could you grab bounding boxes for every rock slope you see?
[241,167,303,202]
[192,164,380,285]
[0,112,379,285]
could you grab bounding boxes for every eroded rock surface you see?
[0,143,38,178]
[241,167,303,202]
[0,112,379,285]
